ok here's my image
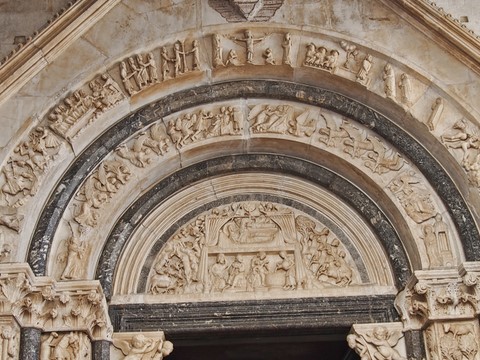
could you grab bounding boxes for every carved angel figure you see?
[113,334,173,360]
[348,326,407,360]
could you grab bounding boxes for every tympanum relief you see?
[147,201,358,299]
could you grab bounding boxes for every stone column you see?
[92,339,111,360]
[19,327,41,360]
[395,262,480,360]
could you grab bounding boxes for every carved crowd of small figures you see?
[148,202,355,296]
[212,31,293,67]
[120,39,200,96]
[48,73,124,140]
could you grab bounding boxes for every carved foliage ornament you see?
[147,201,357,297]
[0,266,111,339]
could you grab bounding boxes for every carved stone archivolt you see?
[147,201,359,298]
[49,100,456,280]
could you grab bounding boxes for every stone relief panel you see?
[111,331,173,360]
[212,30,293,67]
[347,323,407,360]
[0,318,19,360]
[146,201,359,299]
[48,74,125,141]
[425,321,480,360]
[40,331,91,360]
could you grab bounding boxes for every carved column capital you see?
[0,263,112,340]
[112,331,173,359]
[395,263,480,330]
[347,322,407,360]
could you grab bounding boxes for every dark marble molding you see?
[28,80,480,288]
[109,295,398,336]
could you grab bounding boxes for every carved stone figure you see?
[40,332,82,360]
[422,224,443,268]
[441,119,479,163]
[230,30,266,64]
[225,255,246,289]
[160,47,172,80]
[209,253,229,292]
[0,326,17,359]
[0,206,23,233]
[303,43,339,73]
[348,326,407,360]
[356,54,373,86]
[275,251,296,290]
[263,48,276,65]
[212,34,224,67]
[398,73,413,107]
[382,64,396,100]
[388,171,437,223]
[173,41,186,77]
[340,40,359,70]
[58,227,88,280]
[247,251,270,290]
[426,97,444,131]
[249,104,294,134]
[113,333,173,360]
[282,33,292,65]
[288,110,316,137]
[225,49,241,66]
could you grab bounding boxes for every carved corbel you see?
[347,323,407,360]
[112,331,173,359]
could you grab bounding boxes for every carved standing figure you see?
[383,64,396,100]
[422,224,443,268]
[282,33,292,65]
[60,233,87,280]
[426,97,444,131]
[120,61,135,96]
[231,30,265,64]
[160,47,171,81]
[145,52,158,83]
[398,73,412,107]
[356,54,373,86]
[189,40,200,71]
[212,33,224,67]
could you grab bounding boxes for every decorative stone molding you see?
[347,322,407,360]
[0,264,111,341]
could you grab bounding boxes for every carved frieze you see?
[147,201,358,298]
[48,74,124,141]
[212,31,291,67]
[347,323,407,360]
[303,43,339,73]
[112,331,173,360]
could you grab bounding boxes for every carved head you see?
[162,340,174,355]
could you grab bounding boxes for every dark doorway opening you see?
[168,332,358,360]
